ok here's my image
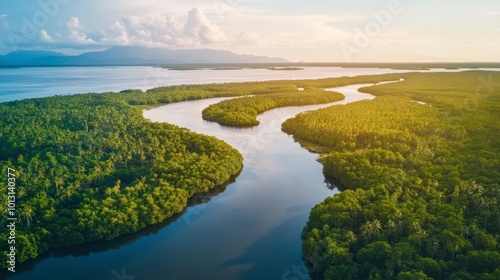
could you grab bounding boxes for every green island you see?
[390,67,431,71]
[210,67,245,70]
[157,65,205,71]
[0,93,243,266]
[202,87,344,126]
[201,74,403,126]
[282,71,500,279]
[267,67,304,71]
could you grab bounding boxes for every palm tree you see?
[125,151,133,167]
[361,221,374,245]
[139,151,146,167]
[18,205,35,228]
[60,185,76,204]
[345,231,357,246]
[77,165,85,175]
[387,220,396,242]
[371,219,382,241]
[411,221,421,234]
[55,177,63,190]
[42,178,51,193]
[18,188,26,199]
[361,219,383,245]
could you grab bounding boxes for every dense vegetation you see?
[201,74,404,126]
[267,67,304,71]
[115,73,403,108]
[282,71,500,279]
[202,88,344,126]
[0,94,242,266]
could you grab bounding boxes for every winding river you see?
[142,83,381,280]
[13,66,496,279]
[6,82,379,280]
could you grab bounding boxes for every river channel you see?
[5,77,396,279]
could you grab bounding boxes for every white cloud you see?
[66,17,97,44]
[40,30,52,42]
[182,8,225,43]
[235,32,263,45]
[33,8,227,50]
[183,8,208,37]
[98,7,226,47]
[198,24,226,43]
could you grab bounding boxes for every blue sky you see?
[1,0,499,62]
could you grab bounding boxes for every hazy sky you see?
[1,0,499,62]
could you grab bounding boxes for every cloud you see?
[0,14,8,18]
[2,8,228,51]
[100,14,192,47]
[66,17,97,44]
[3,17,101,50]
[68,8,226,48]
[235,32,263,45]
[183,8,209,38]
[183,8,225,43]
[40,30,52,42]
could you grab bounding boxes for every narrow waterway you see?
[7,82,382,280]
[141,83,381,279]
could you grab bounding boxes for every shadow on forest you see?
[11,174,239,276]
[323,173,346,191]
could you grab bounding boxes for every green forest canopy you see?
[0,94,243,266]
[282,71,500,279]
[200,74,404,127]
[201,88,345,126]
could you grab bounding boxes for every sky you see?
[0,0,499,62]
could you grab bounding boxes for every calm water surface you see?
[0,66,488,102]
[5,82,378,280]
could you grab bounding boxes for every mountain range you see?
[0,46,288,66]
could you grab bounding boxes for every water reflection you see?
[6,174,238,279]
[7,80,393,280]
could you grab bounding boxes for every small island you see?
[267,67,304,71]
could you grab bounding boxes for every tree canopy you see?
[201,74,404,127]
[282,71,500,279]
[0,93,242,266]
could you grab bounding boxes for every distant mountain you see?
[0,50,66,65]
[0,46,288,66]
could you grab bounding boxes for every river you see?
[5,82,381,280]
[3,67,497,279]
